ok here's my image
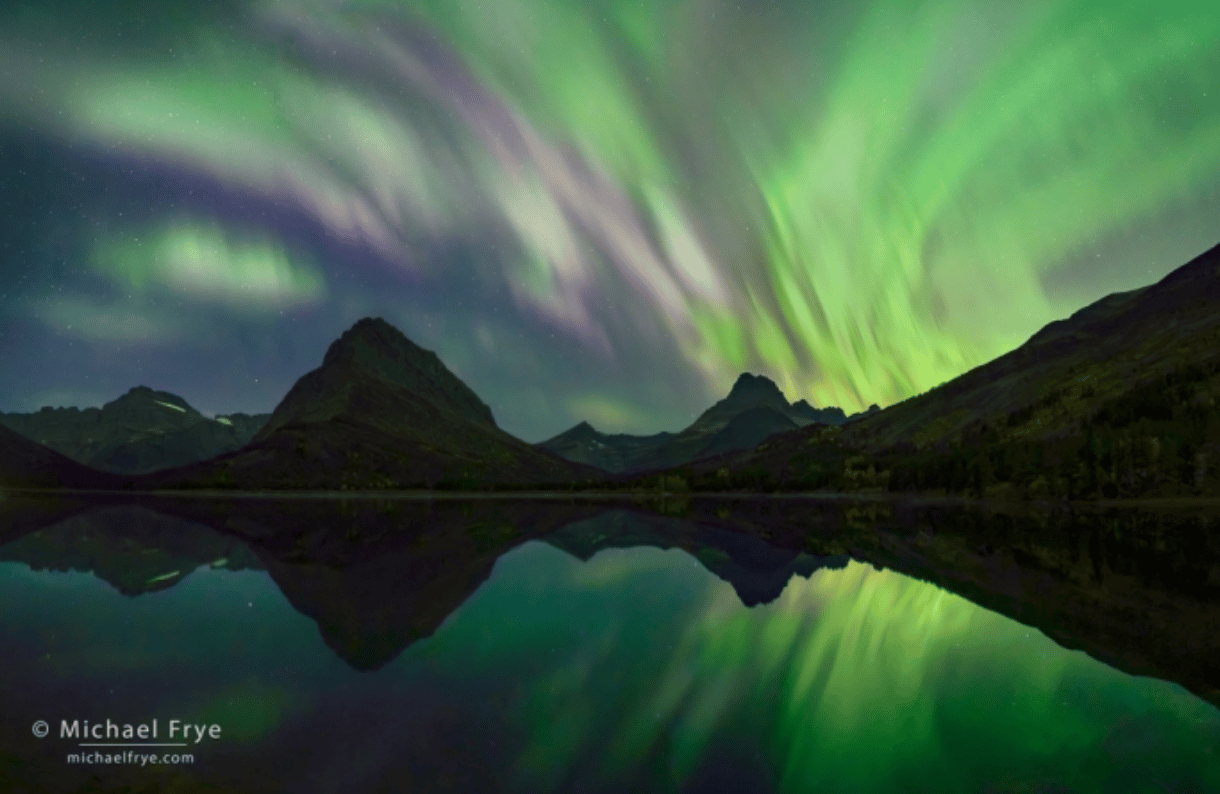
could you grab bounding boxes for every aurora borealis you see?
[2,0,1219,440]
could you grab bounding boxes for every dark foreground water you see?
[0,494,1217,793]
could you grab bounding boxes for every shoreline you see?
[4,487,1220,509]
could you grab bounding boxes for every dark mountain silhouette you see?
[540,373,866,473]
[791,399,849,425]
[0,386,269,475]
[660,240,1220,499]
[843,404,880,423]
[145,317,601,490]
[0,423,121,489]
[840,241,1220,453]
[536,421,674,472]
[699,406,798,458]
[254,317,495,441]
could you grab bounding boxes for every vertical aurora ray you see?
[415,542,1220,792]
[382,0,1220,412]
[2,0,1219,433]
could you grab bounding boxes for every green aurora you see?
[1,0,1219,435]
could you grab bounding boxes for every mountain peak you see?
[728,372,784,400]
[324,316,429,368]
[107,386,194,414]
[788,398,848,426]
[121,385,179,400]
[313,316,496,427]
[544,420,603,445]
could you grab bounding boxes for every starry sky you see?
[1,0,1219,442]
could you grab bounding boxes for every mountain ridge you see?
[662,239,1220,500]
[540,373,868,473]
[0,386,270,475]
[839,239,1220,454]
[144,317,600,490]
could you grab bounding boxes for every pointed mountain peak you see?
[312,316,496,427]
[546,420,602,444]
[728,372,784,400]
[324,316,430,368]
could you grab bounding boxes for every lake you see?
[1,493,1217,793]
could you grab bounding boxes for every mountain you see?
[699,406,798,459]
[540,373,862,473]
[254,317,495,441]
[665,240,1220,499]
[839,241,1220,456]
[145,317,601,490]
[538,421,675,472]
[0,386,269,475]
[843,404,880,424]
[791,399,849,425]
[0,423,121,489]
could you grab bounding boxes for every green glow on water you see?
[1,531,1217,791]
[423,543,1220,792]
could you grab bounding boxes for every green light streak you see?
[5,0,1220,424]
[94,220,326,309]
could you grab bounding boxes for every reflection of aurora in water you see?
[2,514,1218,793]
[424,542,1220,793]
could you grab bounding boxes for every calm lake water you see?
[0,494,1218,793]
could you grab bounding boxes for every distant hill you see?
[540,373,865,473]
[145,317,601,490]
[536,421,675,473]
[664,240,1220,499]
[0,423,121,489]
[0,386,269,475]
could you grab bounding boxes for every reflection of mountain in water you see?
[542,509,848,606]
[0,497,616,671]
[0,501,263,595]
[1,495,1217,708]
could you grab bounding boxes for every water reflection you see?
[0,494,1217,792]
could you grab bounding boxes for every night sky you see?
[2,0,1218,442]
